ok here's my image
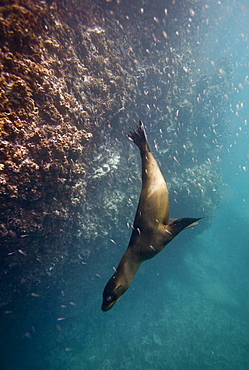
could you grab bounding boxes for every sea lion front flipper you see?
[168,218,177,224]
[166,217,202,237]
[183,220,201,229]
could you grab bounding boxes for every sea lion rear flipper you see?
[128,121,150,152]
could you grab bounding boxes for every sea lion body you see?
[102,122,201,311]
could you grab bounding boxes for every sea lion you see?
[101,121,201,311]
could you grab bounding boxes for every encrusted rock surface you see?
[0,0,137,305]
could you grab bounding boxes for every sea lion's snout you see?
[102,277,127,311]
[102,292,121,311]
[101,297,116,311]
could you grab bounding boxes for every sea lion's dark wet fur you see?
[102,121,201,311]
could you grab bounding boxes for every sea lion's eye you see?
[107,296,112,302]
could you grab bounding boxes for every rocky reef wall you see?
[0,0,233,307]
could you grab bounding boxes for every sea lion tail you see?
[128,121,150,152]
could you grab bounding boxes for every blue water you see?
[1,0,249,369]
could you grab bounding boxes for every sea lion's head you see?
[101,274,127,311]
